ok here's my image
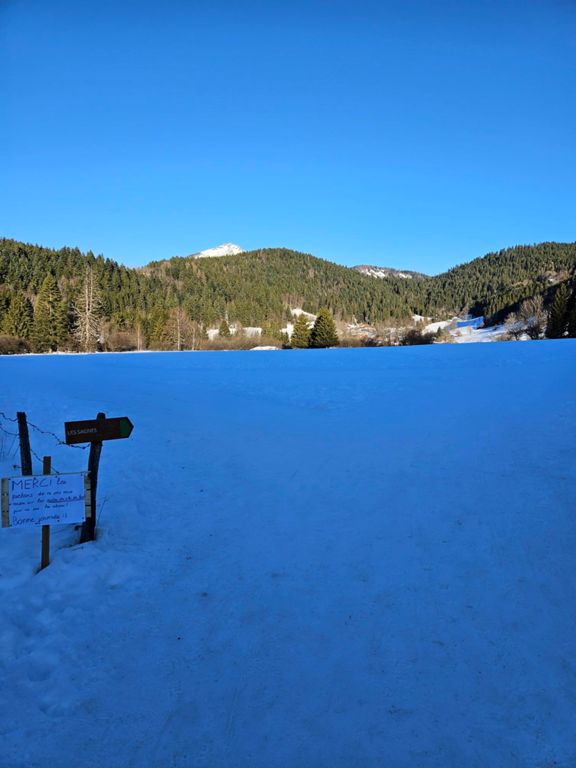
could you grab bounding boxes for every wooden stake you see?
[40,456,51,570]
[80,412,105,543]
[16,412,51,572]
[16,412,33,476]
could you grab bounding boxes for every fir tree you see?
[309,308,339,348]
[566,289,576,337]
[291,313,311,348]
[546,283,569,339]
[32,274,68,351]
[146,306,170,349]
[0,290,10,328]
[2,293,34,340]
[219,319,231,337]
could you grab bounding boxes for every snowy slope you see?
[189,243,244,258]
[450,323,510,343]
[353,265,426,279]
[1,343,575,768]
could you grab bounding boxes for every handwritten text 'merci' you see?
[10,477,68,491]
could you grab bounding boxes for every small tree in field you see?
[291,313,311,348]
[309,308,339,348]
[219,319,231,338]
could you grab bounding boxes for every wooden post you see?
[40,456,51,570]
[16,412,33,476]
[80,412,105,543]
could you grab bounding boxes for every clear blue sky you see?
[1,0,575,274]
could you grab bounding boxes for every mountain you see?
[427,242,576,323]
[353,265,427,280]
[188,243,244,259]
[1,238,575,351]
[145,247,420,326]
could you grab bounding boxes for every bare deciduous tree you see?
[168,306,201,350]
[506,296,546,340]
[519,295,546,339]
[74,266,102,351]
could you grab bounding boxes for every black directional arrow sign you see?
[64,416,134,445]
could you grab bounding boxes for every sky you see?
[1,0,575,274]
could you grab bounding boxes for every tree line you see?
[1,237,576,353]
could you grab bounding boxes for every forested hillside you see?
[144,248,422,326]
[0,237,575,352]
[427,242,576,323]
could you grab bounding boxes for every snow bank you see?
[1,343,575,767]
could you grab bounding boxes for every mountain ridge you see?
[1,238,575,350]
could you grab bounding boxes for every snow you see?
[243,327,263,338]
[354,266,415,279]
[424,319,455,334]
[1,343,575,768]
[249,345,280,350]
[191,243,244,259]
[451,323,509,343]
[424,318,511,343]
[290,307,316,320]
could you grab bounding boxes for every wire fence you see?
[0,410,89,475]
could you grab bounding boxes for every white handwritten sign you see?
[1,473,89,529]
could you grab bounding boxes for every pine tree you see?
[219,319,231,337]
[291,313,311,348]
[546,283,569,339]
[309,308,339,348]
[2,293,34,340]
[59,300,75,348]
[566,287,576,338]
[32,274,68,351]
[0,290,10,329]
[147,306,170,349]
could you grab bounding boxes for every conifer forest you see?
[1,238,575,352]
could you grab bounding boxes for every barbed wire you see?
[27,420,88,450]
[0,422,19,438]
[0,423,19,466]
[0,423,62,473]
[30,446,62,475]
[0,411,88,451]
[0,411,91,475]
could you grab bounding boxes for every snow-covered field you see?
[424,319,510,343]
[1,343,575,768]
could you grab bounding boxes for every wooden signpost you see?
[64,413,134,543]
[64,416,134,445]
[1,410,133,569]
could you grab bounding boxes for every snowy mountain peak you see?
[190,243,244,259]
